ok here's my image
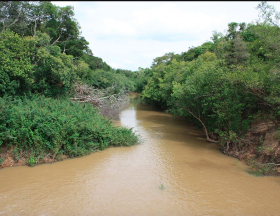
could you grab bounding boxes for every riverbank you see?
[0,95,138,169]
[0,146,66,168]
[2,93,279,176]
[133,92,280,176]
[2,101,280,215]
[219,119,280,176]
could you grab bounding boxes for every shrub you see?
[0,95,138,163]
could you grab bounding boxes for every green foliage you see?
[81,53,111,71]
[0,1,140,167]
[172,54,253,134]
[181,42,215,62]
[151,52,181,68]
[160,184,166,190]
[0,1,31,34]
[140,2,280,145]
[81,68,135,93]
[0,30,33,96]
[33,48,76,96]
[134,67,153,92]
[248,163,277,176]
[142,48,261,141]
[273,129,280,141]
[0,1,134,98]
[0,95,138,162]
[28,156,36,167]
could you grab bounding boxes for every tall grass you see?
[0,95,138,165]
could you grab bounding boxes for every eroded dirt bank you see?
[0,147,68,168]
[220,119,280,176]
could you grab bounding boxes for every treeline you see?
[135,1,280,173]
[0,1,138,166]
[0,1,136,97]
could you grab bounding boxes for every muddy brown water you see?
[1,99,280,216]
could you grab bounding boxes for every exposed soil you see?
[221,119,280,176]
[0,147,68,169]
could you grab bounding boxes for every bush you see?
[0,95,138,162]
[0,30,33,96]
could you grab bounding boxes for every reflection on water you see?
[1,98,280,215]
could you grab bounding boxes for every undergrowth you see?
[0,95,138,166]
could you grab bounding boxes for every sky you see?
[52,1,280,71]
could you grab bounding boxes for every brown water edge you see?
[0,93,136,169]
[1,101,280,215]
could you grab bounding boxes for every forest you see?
[137,1,280,175]
[0,1,138,167]
[0,1,280,175]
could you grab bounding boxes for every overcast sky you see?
[52,1,280,71]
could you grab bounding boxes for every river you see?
[1,98,280,215]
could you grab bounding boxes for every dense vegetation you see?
[0,1,137,97]
[0,95,137,166]
[1,1,280,174]
[134,1,280,175]
[0,1,138,166]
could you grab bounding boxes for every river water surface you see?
[1,99,280,215]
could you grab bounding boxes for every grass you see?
[247,170,264,177]
[247,163,277,176]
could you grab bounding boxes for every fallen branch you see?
[71,83,130,119]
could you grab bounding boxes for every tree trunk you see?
[185,108,217,143]
[33,19,37,37]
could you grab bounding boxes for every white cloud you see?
[50,1,280,71]
[81,2,225,42]
[141,52,164,58]
[107,62,121,69]
[133,3,224,36]
[101,18,137,36]
[123,60,135,64]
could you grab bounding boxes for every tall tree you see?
[0,1,30,33]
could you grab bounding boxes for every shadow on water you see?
[140,114,191,128]
[135,109,207,143]
[129,95,142,106]
[127,97,211,147]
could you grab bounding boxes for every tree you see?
[171,54,221,142]
[0,30,33,96]
[0,1,30,33]
[63,36,90,57]
[134,67,153,92]
[227,22,239,40]
[225,33,250,65]
[232,34,250,64]
[181,42,214,62]
[42,5,80,47]
[256,1,280,27]
[27,1,52,37]
[151,52,178,68]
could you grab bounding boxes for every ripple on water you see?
[1,102,280,215]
